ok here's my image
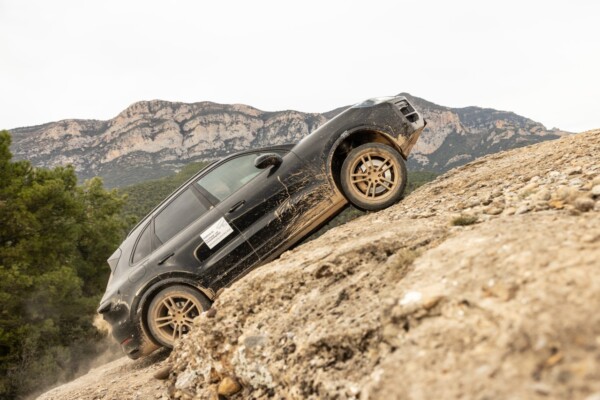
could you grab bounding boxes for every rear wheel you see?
[147,285,210,348]
[340,143,407,211]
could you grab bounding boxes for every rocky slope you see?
[10,95,567,187]
[38,129,600,400]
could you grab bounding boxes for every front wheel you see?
[146,285,210,348]
[340,143,407,211]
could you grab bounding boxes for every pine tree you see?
[0,130,127,398]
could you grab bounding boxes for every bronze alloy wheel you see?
[340,143,407,211]
[147,285,210,348]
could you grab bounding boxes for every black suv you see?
[98,96,425,358]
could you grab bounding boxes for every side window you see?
[155,187,208,244]
[195,153,264,202]
[132,223,152,264]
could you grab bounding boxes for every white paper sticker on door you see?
[200,217,234,249]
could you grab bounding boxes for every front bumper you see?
[390,97,426,156]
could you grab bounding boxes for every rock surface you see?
[37,129,600,399]
[10,94,567,187]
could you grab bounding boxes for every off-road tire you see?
[340,143,407,211]
[147,285,210,348]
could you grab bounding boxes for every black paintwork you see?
[98,96,425,358]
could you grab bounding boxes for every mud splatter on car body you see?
[98,96,425,358]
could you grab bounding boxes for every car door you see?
[194,149,333,266]
[148,185,259,288]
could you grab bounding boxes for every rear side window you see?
[132,223,152,264]
[195,154,263,202]
[155,187,208,244]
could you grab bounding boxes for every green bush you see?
[451,214,479,226]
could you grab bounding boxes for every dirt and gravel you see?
[38,129,600,400]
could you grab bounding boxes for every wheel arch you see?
[131,273,215,345]
[327,126,406,194]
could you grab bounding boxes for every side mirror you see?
[254,153,283,169]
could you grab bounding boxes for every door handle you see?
[158,252,174,265]
[227,200,246,214]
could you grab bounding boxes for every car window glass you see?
[195,154,263,202]
[132,223,152,264]
[155,187,208,244]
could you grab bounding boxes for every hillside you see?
[38,129,600,400]
[9,95,568,187]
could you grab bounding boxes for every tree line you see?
[0,130,128,399]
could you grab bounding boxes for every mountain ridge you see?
[9,94,569,187]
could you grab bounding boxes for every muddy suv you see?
[98,96,425,358]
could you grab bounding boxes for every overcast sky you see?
[1,0,598,132]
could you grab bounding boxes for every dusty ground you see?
[38,129,600,400]
[36,349,171,400]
